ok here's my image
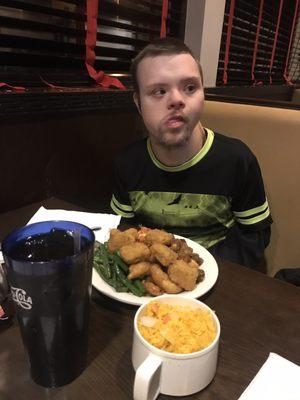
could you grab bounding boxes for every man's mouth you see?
[164,115,185,128]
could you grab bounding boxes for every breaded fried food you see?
[144,229,174,245]
[119,242,150,264]
[168,259,198,291]
[177,241,194,262]
[107,228,138,253]
[188,259,200,269]
[142,278,163,296]
[150,263,182,294]
[127,261,151,280]
[170,239,195,262]
[197,269,205,283]
[170,238,183,252]
[191,252,203,266]
[150,243,178,267]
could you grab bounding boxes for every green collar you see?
[147,128,214,172]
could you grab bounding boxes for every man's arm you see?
[210,150,272,268]
[208,224,271,268]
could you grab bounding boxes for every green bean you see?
[94,262,110,283]
[132,279,146,295]
[99,244,111,279]
[115,286,128,293]
[93,244,145,297]
[109,253,129,273]
[114,265,144,297]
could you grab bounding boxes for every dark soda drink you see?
[2,221,95,388]
[9,229,82,262]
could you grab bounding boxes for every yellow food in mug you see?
[138,301,216,354]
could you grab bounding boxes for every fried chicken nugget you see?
[107,228,138,253]
[144,229,174,245]
[150,263,182,294]
[127,261,151,280]
[142,277,163,296]
[150,243,178,267]
[168,259,198,291]
[119,242,150,264]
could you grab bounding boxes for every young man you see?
[110,38,272,268]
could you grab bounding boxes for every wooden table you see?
[1,257,300,400]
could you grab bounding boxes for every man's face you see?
[135,53,204,148]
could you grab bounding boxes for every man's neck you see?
[150,124,206,167]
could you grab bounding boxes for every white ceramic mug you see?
[132,295,220,400]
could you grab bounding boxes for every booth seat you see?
[202,100,300,276]
[0,109,143,240]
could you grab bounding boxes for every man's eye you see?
[185,84,196,93]
[152,88,166,96]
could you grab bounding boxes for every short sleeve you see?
[232,154,272,231]
[110,160,135,219]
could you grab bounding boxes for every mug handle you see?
[133,353,162,400]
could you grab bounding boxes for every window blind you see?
[217,0,300,86]
[0,0,186,89]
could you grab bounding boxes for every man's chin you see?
[160,129,190,147]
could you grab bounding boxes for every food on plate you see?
[119,242,151,264]
[170,238,203,264]
[127,261,151,280]
[138,301,216,354]
[150,243,178,267]
[168,259,199,291]
[150,263,182,294]
[143,229,173,246]
[107,228,138,253]
[93,227,205,297]
[142,278,163,296]
[93,244,145,297]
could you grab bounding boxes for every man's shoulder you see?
[213,131,255,160]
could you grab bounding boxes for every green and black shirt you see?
[111,129,271,251]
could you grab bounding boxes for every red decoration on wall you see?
[268,0,284,84]
[283,0,299,85]
[0,82,25,92]
[251,0,264,85]
[160,0,169,38]
[85,0,125,89]
[223,0,235,85]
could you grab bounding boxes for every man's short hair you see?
[130,37,203,93]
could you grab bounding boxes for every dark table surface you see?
[1,258,300,400]
[1,199,300,399]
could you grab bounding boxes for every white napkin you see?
[238,353,300,400]
[26,206,121,243]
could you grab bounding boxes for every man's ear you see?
[133,92,141,114]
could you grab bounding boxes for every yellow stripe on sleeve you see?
[233,199,268,218]
[110,199,134,218]
[236,208,270,225]
[112,195,133,212]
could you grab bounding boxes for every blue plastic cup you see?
[2,220,95,388]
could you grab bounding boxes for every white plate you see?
[92,235,219,306]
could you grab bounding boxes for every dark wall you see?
[205,85,295,101]
[0,109,144,213]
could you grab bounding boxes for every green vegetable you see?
[110,253,129,273]
[114,265,144,297]
[99,244,111,279]
[93,243,144,297]
[132,279,146,295]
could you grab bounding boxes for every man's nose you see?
[167,89,185,109]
